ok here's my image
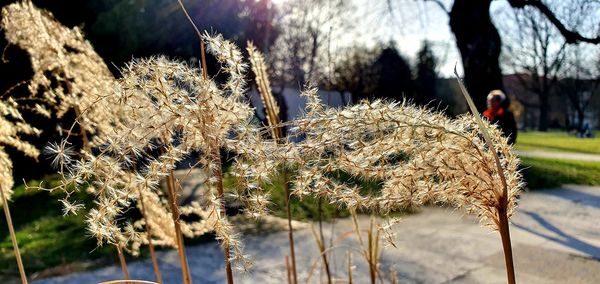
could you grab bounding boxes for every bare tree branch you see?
[508,0,600,44]
[421,0,450,14]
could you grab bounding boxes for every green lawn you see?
[1,171,349,281]
[224,169,353,221]
[0,179,115,281]
[520,156,600,189]
[515,131,600,154]
[513,131,600,189]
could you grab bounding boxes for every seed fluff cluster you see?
[1,1,121,141]
[0,98,40,205]
[44,34,263,270]
[272,89,523,229]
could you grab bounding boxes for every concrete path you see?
[34,185,600,284]
[516,150,600,162]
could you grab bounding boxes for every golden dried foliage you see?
[49,49,257,270]
[247,42,282,139]
[1,1,121,141]
[282,91,523,229]
[0,98,40,205]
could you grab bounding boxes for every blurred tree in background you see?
[414,41,438,106]
[268,0,351,88]
[369,45,413,102]
[445,0,600,131]
[11,0,278,73]
[326,46,379,104]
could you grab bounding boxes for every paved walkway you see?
[33,185,600,284]
[516,150,600,162]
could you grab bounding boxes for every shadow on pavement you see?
[514,210,600,260]
[541,187,600,209]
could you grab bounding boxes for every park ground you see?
[31,184,600,284]
[1,131,599,283]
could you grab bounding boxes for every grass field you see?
[515,131,600,154]
[0,179,115,281]
[520,157,600,189]
[1,171,348,281]
[514,130,600,189]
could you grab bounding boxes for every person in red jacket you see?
[483,90,517,144]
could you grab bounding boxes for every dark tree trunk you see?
[449,0,506,112]
[538,92,549,131]
[577,109,585,133]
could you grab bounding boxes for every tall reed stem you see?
[116,245,129,280]
[367,218,380,284]
[137,188,163,284]
[211,147,234,284]
[283,169,298,284]
[285,255,292,284]
[1,187,27,284]
[74,107,90,153]
[175,3,233,280]
[166,171,192,284]
[498,207,516,284]
[454,68,516,284]
[99,280,160,284]
[347,253,353,284]
[247,40,298,282]
[350,211,378,284]
[317,198,332,284]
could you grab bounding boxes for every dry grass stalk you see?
[347,252,353,284]
[247,42,282,139]
[165,171,191,284]
[285,255,292,284]
[367,218,382,284]
[239,85,522,279]
[282,169,298,284]
[454,69,516,284]
[136,187,163,283]
[203,32,255,284]
[0,64,40,284]
[116,245,130,280]
[176,0,208,80]
[316,198,332,284]
[177,1,235,278]
[247,42,298,284]
[210,147,234,284]
[1,184,28,284]
[349,212,381,284]
[41,35,259,281]
[1,3,182,282]
[310,225,332,284]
